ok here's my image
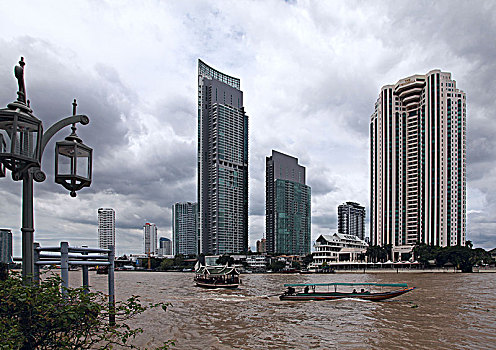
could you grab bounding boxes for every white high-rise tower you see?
[371,70,466,260]
[98,208,115,250]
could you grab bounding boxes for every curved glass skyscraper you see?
[198,60,248,254]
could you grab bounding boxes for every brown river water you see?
[67,271,496,349]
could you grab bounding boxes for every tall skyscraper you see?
[371,70,466,259]
[98,208,115,250]
[198,59,249,255]
[143,223,157,255]
[338,202,365,240]
[172,202,199,256]
[266,150,311,255]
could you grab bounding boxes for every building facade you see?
[371,70,466,259]
[98,208,115,251]
[198,59,249,255]
[143,223,157,255]
[256,238,266,254]
[159,237,172,256]
[338,202,365,240]
[310,233,368,268]
[0,229,12,264]
[172,202,198,256]
[266,150,311,255]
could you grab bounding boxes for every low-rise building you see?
[310,233,367,269]
[246,255,267,271]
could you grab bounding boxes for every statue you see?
[14,57,26,104]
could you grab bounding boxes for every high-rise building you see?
[338,202,365,240]
[143,223,157,255]
[172,202,198,256]
[159,237,172,256]
[198,59,249,255]
[0,229,12,264]
[98,208,115,250]
[371,70,466,259]
[266,150,311,255]
[256,238,266,254]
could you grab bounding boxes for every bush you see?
[0,271,173,349]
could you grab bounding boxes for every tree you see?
[0,272,172,349]
[365,245,387,263]
[302,254,313,268]
[159,258,175,271]
[269,260,286,272]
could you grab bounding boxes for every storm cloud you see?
[1,0,495,255]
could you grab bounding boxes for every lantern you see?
[0,101,43,180]
[55,123,92,197]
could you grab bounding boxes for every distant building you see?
[143,223,157,255]
[0,229,12,264]
[158,237,172,256]
[371,70,466,259]
[198,59,249,255]
[246,255,267,271]
[98,208,115,250]
[172,202,199,256]
[310,233,367,268]
[266,150,311,255]
[256,238,266,254]
[338,202,365,240]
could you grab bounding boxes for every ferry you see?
[194,264,241,289]
[280,282,415,301]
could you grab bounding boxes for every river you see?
[70,271,496,349]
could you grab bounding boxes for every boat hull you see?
[279,287,415,301]
[195,281,239,289]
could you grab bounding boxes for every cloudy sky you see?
[1,0,495,255]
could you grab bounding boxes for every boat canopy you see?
[196,264,239,277]
[283,282,408,288]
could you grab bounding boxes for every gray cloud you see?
[1,1,495,254]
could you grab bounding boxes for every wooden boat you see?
[194,264,241,289]
[279,282,415,301]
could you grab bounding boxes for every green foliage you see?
[269,260,286,272]
[302,254,313,267]
[413,243,494,272]
[158,254,196,271]
[0,271,173,349]
[365,245,388,263]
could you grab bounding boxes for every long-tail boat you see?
[194,264,241,289]
[279,282,415,301]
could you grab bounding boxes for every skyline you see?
[1,1,495,255]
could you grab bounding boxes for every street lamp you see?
[0,57,93,281]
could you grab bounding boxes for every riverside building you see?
[266,150,311,255]
[198,60,249,255]
[338,202,365,240]
[172,202,198,256]
[98,208,115,251]
[310,233,368,268]
[371,70,466,260]
[143,223,157,255]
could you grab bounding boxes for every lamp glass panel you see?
[14,120,39,159]
[57,145,73,175]
[76,150,89,179]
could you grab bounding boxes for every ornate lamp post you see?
[0,57,93,281]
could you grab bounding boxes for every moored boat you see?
[194,264,241,289]
[280,282,415,301]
